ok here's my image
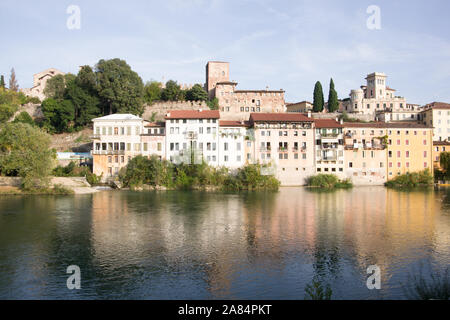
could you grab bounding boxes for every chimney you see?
[307,111,312,118]
[340,118,344,125]
[266,86,269,91]
[199,108,203,112]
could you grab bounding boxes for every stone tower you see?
[365,72,387,99]
[205,61,230,99]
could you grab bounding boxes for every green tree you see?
[0,75,5,88]
[95,58,145,115]
[0,123,56,190]
[44,74,68,100]
[185,84,208,101]
[41,98,75,133]
[313,81,324,112]
[143,81,162,104]
[13,111,35,126]
[207,97,219,110]
[9,68,19,92]
[327,78,339,112]
[440,152,450,177]
[65,78,100,128]
[161,80,184,101]
[0,87,21,123]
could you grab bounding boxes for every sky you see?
[1,0,449,105]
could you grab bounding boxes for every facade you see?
[206,61,285,121]
[165,110,220,165]
[218,121,248,168]
[21,68,65,101]
[419,102,450,142]
[92,114,145,179]
[141,122,166,160]
[378,110,422,123]
[433,141,450,169]
[286,101,313,113]
[249,113,315,186]
[313,119,345,177]
[343,72,407,115]
[343,123,388,185]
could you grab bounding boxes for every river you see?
[0,187,449,299]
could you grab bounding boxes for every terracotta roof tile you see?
[313,118,343,128]
[250,113,313,123]
[424,102,450,110]
[343,122,432,129]
[165,110,220,119]
[219,120,250,127]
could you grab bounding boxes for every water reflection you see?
[0,187,449,299]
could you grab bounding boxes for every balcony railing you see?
[92,150,125,155]
[90,134,101,139]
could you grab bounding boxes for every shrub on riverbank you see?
[52,161,102,186]
[306,174,352,189]
[118,155,280,191]
[385,170,433,188]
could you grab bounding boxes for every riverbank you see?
[0,177,98,195]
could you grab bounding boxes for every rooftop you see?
[313,118,343,128]
[344,122,432,129]
[165,109,220,119]
[219,120,250,127]
[250,113,313,123]
[434,141,450,146]
[93,114,142,121]
[423,102,450,110]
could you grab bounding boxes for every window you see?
[143,143,148,152]
[157,143,162,151]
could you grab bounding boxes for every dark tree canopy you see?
[95,58,145,115]
[185,84,208,102]
[144,81,162,104]
[0,75,5,88]
[313,81,324,112]
[327,78,339,112]
[161,80,184,101]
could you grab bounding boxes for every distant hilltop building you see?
[205,61,286,121]
[342,72,407,115]
[21,68,65,101]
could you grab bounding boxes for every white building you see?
[313,119,345,177]
[218,121,247,168]
[343,72,407,115]
[165,110,220,165]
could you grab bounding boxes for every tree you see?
[44,74,75,100]
[13,111,35,126]
[41,98,75,133]
[185,84,208,101]
[9,68,19,92]
[327,78,339,112]
[0,75,5,88]
[313,81,324,112]
[440,152,450,177]
[0,123,56,190]
[161,80,184,101]
[95,58,145,115]
[144,81,162,104]
[207,97,219,110]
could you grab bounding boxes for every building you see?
[21,68,65,101]
[218,121,248,168]
[419,102,450,142]
[249,113,315,186]
[433,141,450,169]
[92,114,145,179]
[343,72,407,115]
[141,122,166,160]
[385,123,433,179]
[165,109,220,165]
[343,123,388,185]
[286,101,313,113]
[206,61,285,121]
[313,119,345,177]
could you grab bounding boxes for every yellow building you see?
[433,141,450,169]
[386,123,433,179]
[419,102,450,142]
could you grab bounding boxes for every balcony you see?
[278,147,288,152]
[90,134,101,139]
[92,150,125,155]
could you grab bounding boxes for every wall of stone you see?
[142,100,209,121]
[311,112,375,122]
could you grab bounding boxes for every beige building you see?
[21,68,65,101]
[419,102,450,142]
[206,61,285,121]
[343,123,388,185]
[313,119,345,177]
[343,72,407,115]
[433,141,450,170]
[249,113,315,186]
[286,101,313,113]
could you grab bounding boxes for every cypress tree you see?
[0,75,5,88]
[9,68,19,92]
[327,78,339,112]
[313,81,324,112]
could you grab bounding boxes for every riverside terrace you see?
[91,111,433,186]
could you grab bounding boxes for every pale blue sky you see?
[1,0,449,104]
